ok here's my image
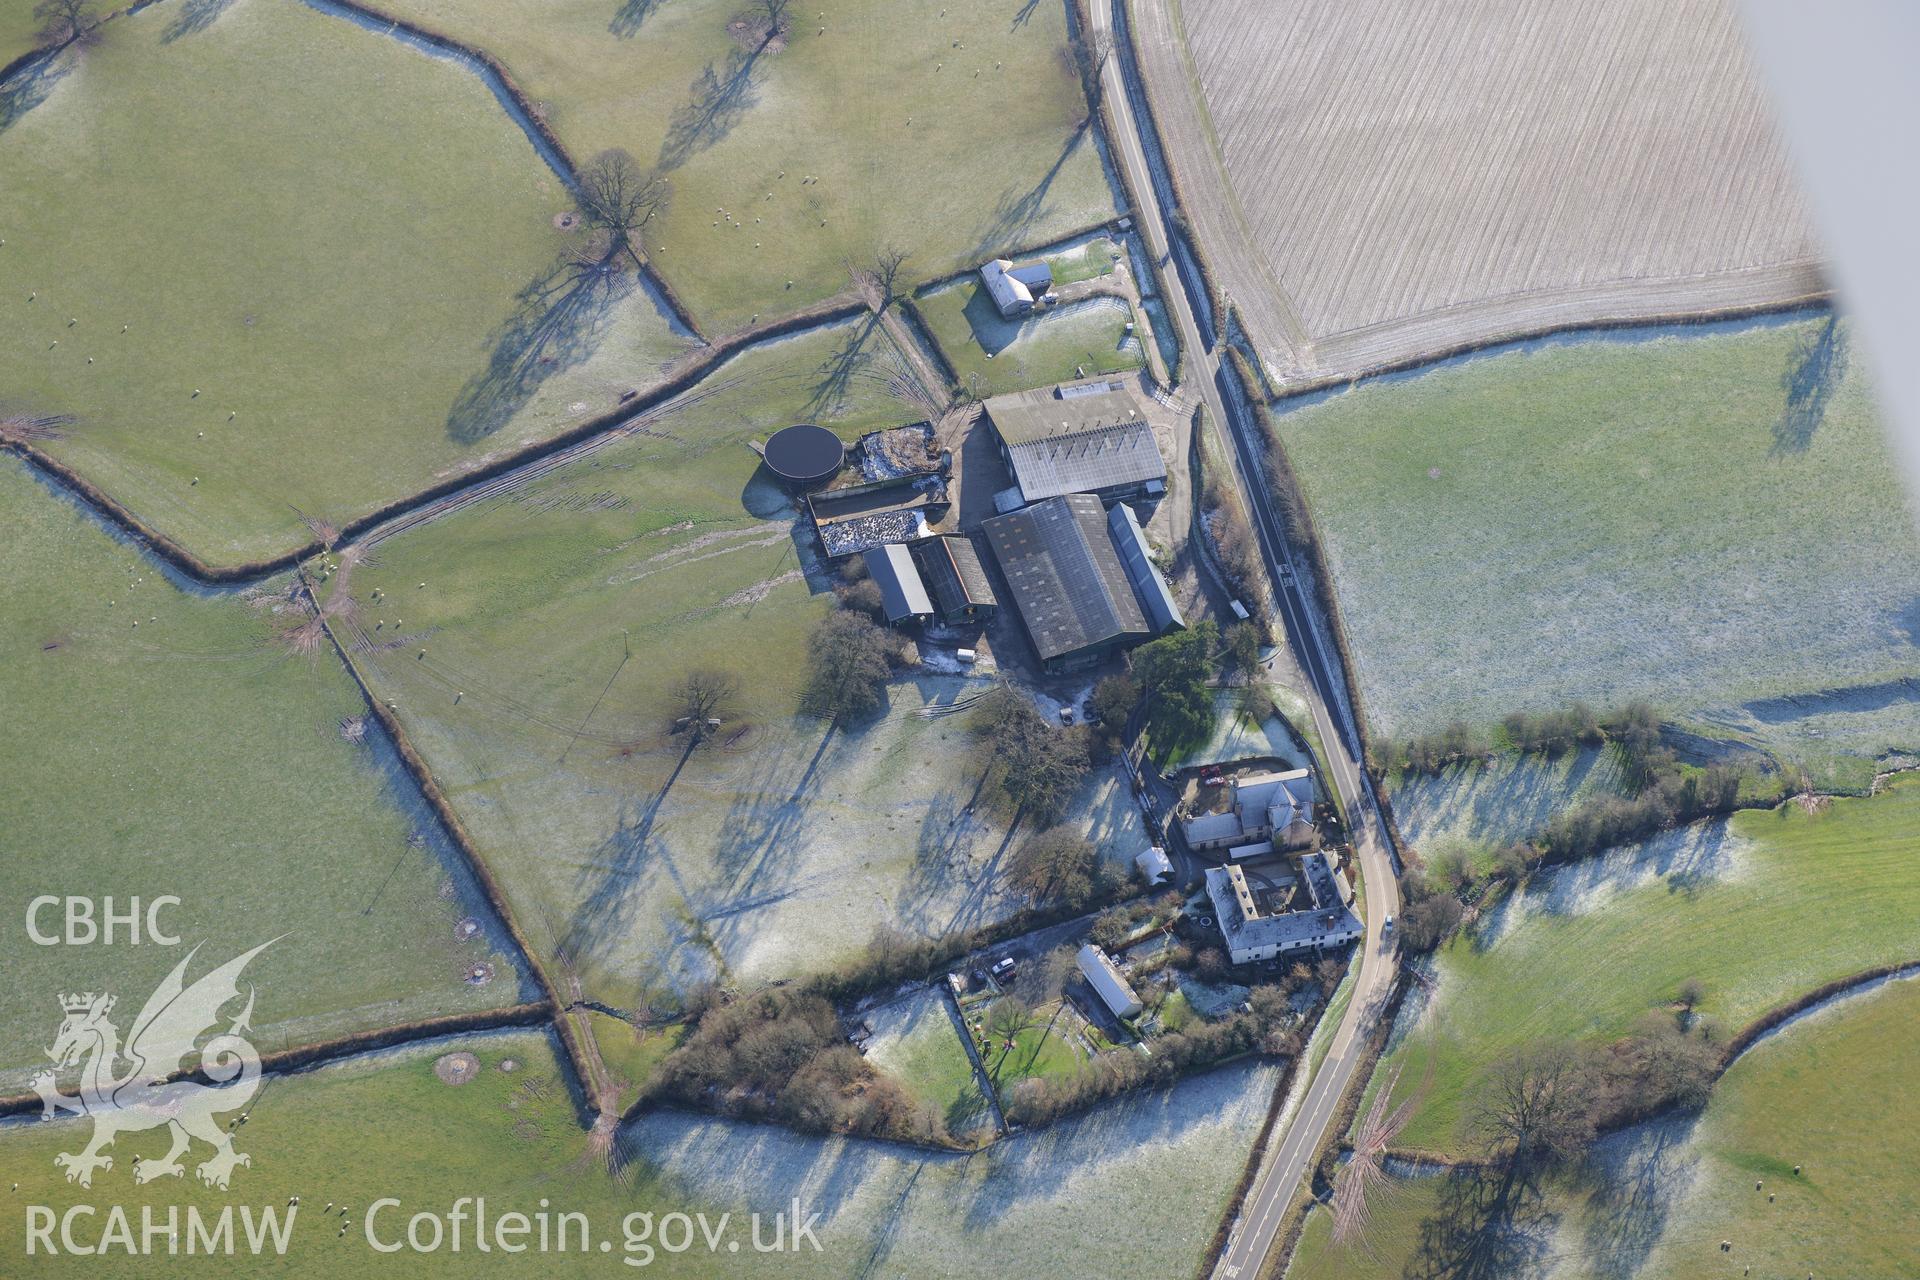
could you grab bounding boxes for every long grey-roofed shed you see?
[983,378,1168,506]
[982,494,1150,671]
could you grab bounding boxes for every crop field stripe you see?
[1146,0,1825,386]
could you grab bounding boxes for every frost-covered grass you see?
[1389,745,1629,855]
[1162,687,1316,772]
[0,0,687,565]
[336,322,1144,1009]
[1291,973,1920,1280]
[367,0,1117,331]
[2,1029,1281,1277]
[1367,777,1920,1156]
[1275,317,1920,780]
[919,283,1143,396]
[0,457,520,1090]
[625,1058,1285,1278]
[861,987,994,1142]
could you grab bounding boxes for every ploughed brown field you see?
[1136,0,1825,382]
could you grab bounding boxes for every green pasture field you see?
[580,1009,682,1113]
[0,457,519,1091]
[4,1033,1286,1277]
[918,282,1142,396]
[981,998,1083,1091]
[371,0,1119,330]
[324,319,1146,1011]
[0,0,688,567]
[1272,317,1920,786]
[861,987,995,1142]
[1364,778,1920,1158]
[1043,234,1123,285]
[1290,975,1920,1280]
[2,0,42,66]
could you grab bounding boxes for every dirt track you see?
[1131,0,1828,388]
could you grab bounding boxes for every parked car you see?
[1383,914,1395,932]
[1200,771,1226,787]
[990,957,1017,981]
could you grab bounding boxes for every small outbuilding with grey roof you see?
[1108,502,1184,634]
[862,544,934,626]
[1077,944,1143,1020]
[912,535,997,625]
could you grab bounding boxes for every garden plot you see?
[1360,778,1920,1157]
[331,321,1144,1010]
[859,986,995,1143]
[625,1058,1285,1279]
[1290,972,1920,1280]
[1273,317,1920,781]
[369,0,1118,331]
[0,458,521,1091]
[1166,687,1315,773]
[0,0,690,567]
[918,283,1143,396]
[1162,0,1821,383]
[1390,746,1629,855]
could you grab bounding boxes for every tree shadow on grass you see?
[608,0,666,38]
[800,314,893,422]
[162,0,240,43]
[658,43,765,171]
[967,119,1091,261]
[559,737,698,975]
[1403,1164,1558,1280]
[0,52,71,134]
[1573,1113,1701,1280]
[1772,313,1849,454]
[446,252,629,444]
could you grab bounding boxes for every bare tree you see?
[670,669,738,744]
[1470,1041,1594,1169]
[801,610,896,724]
[1069,29,1114,113]
[576,149,672,273]
[850,244,912,313]
[34,0,98,47]
[754,0,793,40]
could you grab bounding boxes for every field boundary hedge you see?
[2,295,866,582]
[1222,346,1380,778]
[1112,0,1226,337]
[0,1000,554,1119]
[304,580,607,1113]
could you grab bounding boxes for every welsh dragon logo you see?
[31,941,273,1190]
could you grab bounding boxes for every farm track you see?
[1133,0,1829,388]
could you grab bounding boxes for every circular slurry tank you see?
[763,423,845,488]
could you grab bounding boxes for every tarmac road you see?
[1090,3,1403,1274]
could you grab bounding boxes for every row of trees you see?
[652,987,941,1142]
[1473,1012,1720,1171]
[1003,981,1300,1126]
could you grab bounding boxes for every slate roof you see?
[915,535,996,617]
[982,495,1150,663]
